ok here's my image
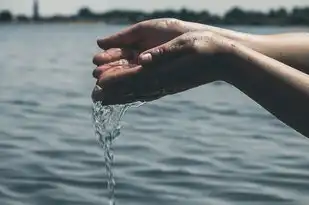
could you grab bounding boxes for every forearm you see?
[244,33,309,74]
[218,38,309,137]
[183,20,309,74]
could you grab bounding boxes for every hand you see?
[92,31,230,104]
[93,18,204,66]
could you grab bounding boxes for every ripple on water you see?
[1,99,41,107]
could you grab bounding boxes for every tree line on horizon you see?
[1,6,309,25]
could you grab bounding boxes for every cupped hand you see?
[93,18,204,66]
[92,31,231,105]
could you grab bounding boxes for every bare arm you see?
[247,33,309,73]
[181,21,309,74]
[218,37,309,137]
[93,19,309,137]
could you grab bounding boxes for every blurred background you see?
[1,1,309,205]
[1,0,309,24]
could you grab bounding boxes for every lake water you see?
[0,23,309,205]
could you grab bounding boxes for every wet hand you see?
[93,18,205,66]
[92,31,229,105]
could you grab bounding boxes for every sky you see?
[1,0,309,16]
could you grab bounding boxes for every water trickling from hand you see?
[92,101,143,205]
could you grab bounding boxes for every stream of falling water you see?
[92,101,142,205]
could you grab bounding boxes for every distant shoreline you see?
[1,21,309,28]
[1,7,309,26]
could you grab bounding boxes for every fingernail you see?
[139,53,152,64]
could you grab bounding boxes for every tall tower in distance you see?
[33,0,40,21]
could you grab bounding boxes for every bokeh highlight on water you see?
[0,23,309,205]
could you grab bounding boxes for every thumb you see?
[138,36,194,65]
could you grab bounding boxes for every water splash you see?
[92,101,143,205]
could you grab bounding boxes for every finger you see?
[92,84,163,105]
[92,48,137,66]
[93,61,139,80]
[91,82,138,104]
[97,24,140,50]
[92,68,164,104]
[92,59,129,79]
[138,34,195,65]
[93,63,144,103]
[97,65,142,86]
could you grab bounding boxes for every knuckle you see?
[168,18,179,22]
[177,35,195,50]
[161,17,177,22]
[167,18,182,27]
[201,31,218,45]
[202,32,220,46]
[177,35,191,45]
[153,46,166,56]
[164,18,179,25]
[187,31,220,53]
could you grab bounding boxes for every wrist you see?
[209,36,242,84]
